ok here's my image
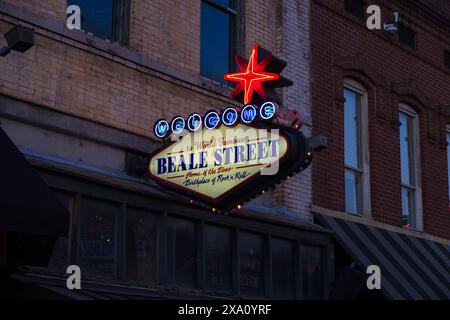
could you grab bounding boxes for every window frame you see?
[67,0,130,44]
[200,0,239,84]
[398,23,417,50]
[399,103,423,231]
[343,79,371,217]
[444,50,450,69]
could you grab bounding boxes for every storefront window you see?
[239,231,265,297]
[205,224,232,293]
[78,198,118,278]
[47,190,74,272]
[167,217,197,288]
[125,207,157,284]
[302,245,323,299]
[272,238,295,299]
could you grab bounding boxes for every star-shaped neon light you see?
[224,44,280,104]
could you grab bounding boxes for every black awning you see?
[316,214,450,300]
[0,127,69,237]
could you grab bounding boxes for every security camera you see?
[384,23,398,32]
[384,11,399,33]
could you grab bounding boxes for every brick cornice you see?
[389,79,440,142]
[390,79,435,112]
[333,54,386,88]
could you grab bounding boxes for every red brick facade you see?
[311,0,450,238]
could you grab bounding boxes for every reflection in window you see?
[126,207,157,284]
[447,131,450,201]
[167,217,197,288]
[205,224,232,293]
[344,88,363,214]
[398,23,416,49]
[200,0,237,84]
[79,198,118,278]
[239,232,264,297]
[68,0,113,40]
[67,0,130,43]
[302,245,323,300]
[272,238,295,299]
[47,190,73,272]
[399,109,419,228]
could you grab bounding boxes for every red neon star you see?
[224,44,280,104]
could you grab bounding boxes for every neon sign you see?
[148,121,312,212]
[204,110,220,130]
[240,105,257,124]
[259,101,277,120]
[224,44,280,104]
[154,119,170,138]
[187,113,202,132]
[148,43,312,213]
[153,101,278,137]
[171,117,185,135]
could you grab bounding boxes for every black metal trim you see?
[203,0,237,15]
[112,0,131,44]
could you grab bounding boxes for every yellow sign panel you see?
[148,124,288,200]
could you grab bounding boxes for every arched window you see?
[343,79,370,216]
[399,103,423,230]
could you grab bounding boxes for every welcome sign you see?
[149,119,311,212]
[148,44,312,212]
[149,123,288,199]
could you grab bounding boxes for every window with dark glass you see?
[47,190,74,271]
[167,217,197,288]
[239,231,265,297]
[67,0,130,43]
[400,109,419,228]
[78,198,118,278]
[271,238,295,299]
[344,88,363,215]
[302,245,323,300]
[444,50,450,69]
[125,207,157,284]
[205,224,232,293]
[344,0,366,20]
[447,129,450,202]
[398,24,416,49]
[200,0,238,84]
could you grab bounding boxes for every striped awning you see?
[316,214,450,300]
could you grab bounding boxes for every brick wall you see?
[0,0,313,219]
[311,0,450,238]
[243,0,312,219]
[129,0,200,75]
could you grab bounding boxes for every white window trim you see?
[344,79,371,218]
[399,103,423,231]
